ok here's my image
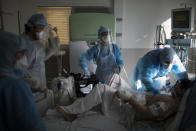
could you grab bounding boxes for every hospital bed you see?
[41,75,196,131]
[42,75,129,131]
[34,90,55,116]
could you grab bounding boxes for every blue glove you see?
[153,89,159,95]
[166,85,172,89]
[83,68,90,77]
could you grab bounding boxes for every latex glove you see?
[83,67,90,77]
[45,36,60,60]
[113,65,121,74]
[48,36,59,51]
[47,28,59,51]
[116,89,133,101]
[24,72,41,90]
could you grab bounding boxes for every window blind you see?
[38,7,72,45]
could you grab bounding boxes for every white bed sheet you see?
[44,109,129,131]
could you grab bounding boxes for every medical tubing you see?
[122,66,129,81]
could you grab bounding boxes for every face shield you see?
[160,48,175,70]
[162,60,173,70]
[98,26,112,44]
[101,31,111,44]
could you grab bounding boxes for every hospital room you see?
[0,0,196,130]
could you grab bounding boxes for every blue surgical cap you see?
[160,47,176,63]
[26,13,47,27]
[0,31,26,73]
[98,26,110,39]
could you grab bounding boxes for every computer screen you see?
[171,7,194,33]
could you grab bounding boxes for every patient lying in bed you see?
[117,79,190,122]
[56,74,190,129]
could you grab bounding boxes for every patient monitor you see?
[171,7,194,33]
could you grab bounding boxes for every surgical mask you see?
[35,31,46,41]
[101,35,111,44]
[14,55,28,69]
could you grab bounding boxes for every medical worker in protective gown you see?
[15,13,59,91]
[133,47,188,94]
[79,26,124,83]
[0,31,46,131]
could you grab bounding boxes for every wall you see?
[194,0,196,32]
[121,0,196,49]
[1,0,19,34]
[1,0,195,81]
[1,0,36,34]
[115,0,196,79]
[36,0,112,8]
[114,0,123,47]
[18,0,112,34]
[1,0,113,34]
[18,0,37,34]
[2,0,195,42]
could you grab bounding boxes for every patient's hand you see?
[116,90,132,101]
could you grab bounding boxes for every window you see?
[38,7,72,45]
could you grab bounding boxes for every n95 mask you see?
[35,31,46,41]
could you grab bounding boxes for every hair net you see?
[0,31,26,73]
[98,26,110,39]
[160,47,176,64]
[26,13,47,27]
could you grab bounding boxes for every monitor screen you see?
[173,10,190,28]
[171,8,194,33]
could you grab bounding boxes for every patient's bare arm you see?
[129,94,179,121]
[148,94,179,120]
[128,96,153,120]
